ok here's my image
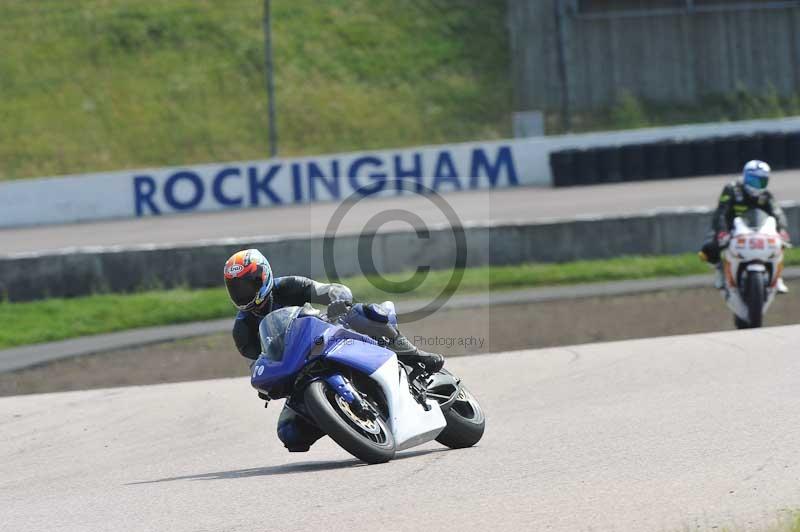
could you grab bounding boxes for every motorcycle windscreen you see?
[251,310,331,389]
[739,208,772,232]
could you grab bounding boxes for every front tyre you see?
[436,385,485,449]
[745,272,765,328]
[304,380,396,464]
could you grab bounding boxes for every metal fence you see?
[509,0,800,115]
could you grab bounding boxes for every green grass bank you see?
[6,1,800,182]
[2,250,798,349]
[0,0,510,181]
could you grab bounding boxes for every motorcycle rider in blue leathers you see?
[223,249,445,452]
[701,160,791,293]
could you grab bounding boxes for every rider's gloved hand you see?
[780,230,791,245]
[717,231,731,248]
[327,300,351,320]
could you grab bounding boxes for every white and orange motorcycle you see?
[717,209,788,329]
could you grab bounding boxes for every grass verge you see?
[0,0,510,180]
[547,88,800,134]
[1,249,798,349]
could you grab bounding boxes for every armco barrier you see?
[550,129,800,186]
[1,204,797,303]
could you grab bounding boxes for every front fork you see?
[321,374,376,420]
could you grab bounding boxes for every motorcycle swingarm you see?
[424,372,462,412]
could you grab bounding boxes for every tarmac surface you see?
[2,325,799,531]
[4,172,800,255]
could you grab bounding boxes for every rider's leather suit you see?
[701,181,789,264]
[232,276,353,360]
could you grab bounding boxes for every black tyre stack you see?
[644,142,670,180]
[714,135,742,174]
[550,129,800,187]
[620,144,647,181]
[788,132,800,169]
[691,138,717,177]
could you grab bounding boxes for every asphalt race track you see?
[3,326,799,532]
[4,172,800,255]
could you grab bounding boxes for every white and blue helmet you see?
[741,160,771,197]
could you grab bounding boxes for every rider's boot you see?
[391,335,444,374]
[714,263,725,289]
[776,277,789,294]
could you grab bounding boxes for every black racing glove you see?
[326,300,351,320]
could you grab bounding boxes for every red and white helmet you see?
[224,249,274,315]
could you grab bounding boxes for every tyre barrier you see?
[667,141,693,179]
[786,131,800,168]
[691,138,717,177]
[644,142,670,180]
[764,132,788,170]
[597,146,622,183]
[620,144,647,181]
[550,130,800,186]
[551,149,577,188]
[573,148,599,185]
[714,135,742,174]
[738,134,764,167]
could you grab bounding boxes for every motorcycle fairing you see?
[324,337,446,450]
[251,315,332,390]
[250,307,445,450]
[324,333,393,375]
[370,359,446,450]
[722,214,783,321]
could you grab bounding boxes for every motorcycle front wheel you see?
[745,272,765,328]
[304,380,396,464]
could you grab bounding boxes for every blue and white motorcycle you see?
[250,304,485,464]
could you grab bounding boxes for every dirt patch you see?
[1,287,797,397]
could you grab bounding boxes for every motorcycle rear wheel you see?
[304,380,396,464]
[435,385,485,449]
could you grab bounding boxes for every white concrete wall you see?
[3,116,799,228]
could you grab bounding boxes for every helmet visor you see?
[744,171,768,191]
[225,275,262,309]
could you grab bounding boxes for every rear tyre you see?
[304,380,395,464]
[745,272,765,329]
[435,385,486,449]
